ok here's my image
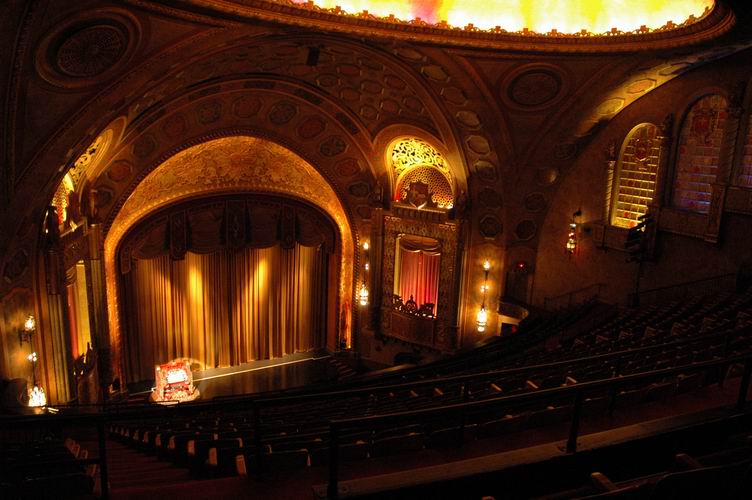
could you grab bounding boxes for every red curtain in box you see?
[398,246,440,315]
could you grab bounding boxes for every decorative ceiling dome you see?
[288,0,714,35]
[199,0,731,51]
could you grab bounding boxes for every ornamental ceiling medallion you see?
[34,10,141,88]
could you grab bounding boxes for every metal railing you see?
[630,273,738,306]
[2,324,750,498]
[544,283,607,311]
[325,352,752,499]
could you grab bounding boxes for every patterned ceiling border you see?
[149,0,736,53]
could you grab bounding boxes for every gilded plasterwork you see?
[391,138,448,178]
[391,138,454,206]
[286,0,713,35]
[104,136,355,374]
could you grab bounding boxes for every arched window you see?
[737,113,752,187]
[672,94,729,213]
[390,138,454,209]
[610,123,661,228]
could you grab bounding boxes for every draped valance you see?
[118,195,338,274]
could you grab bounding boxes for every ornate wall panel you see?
[380,215,461,351]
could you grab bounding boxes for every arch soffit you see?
[117,32,461,148]
[373,125,469,201]
[103,135,357,372]
[90,79,380,239]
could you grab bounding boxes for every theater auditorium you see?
[2,0,752,498]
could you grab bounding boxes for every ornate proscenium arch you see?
[104,136,355,381]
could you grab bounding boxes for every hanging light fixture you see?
[477,260,491,332]
[359,240,370,306]
[476,305,488,332]
[566,210,582,256]
[566,222,577,254]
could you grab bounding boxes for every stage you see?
[131,350,339,401]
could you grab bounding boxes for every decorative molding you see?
[34,9,142,89]
[170,0,734,53]
[381,214,460,351]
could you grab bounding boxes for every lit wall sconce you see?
[19,314,35,345]
[360,240,370,307]
[476,305,488,332]
[19,314,40,396]
[477,260,491,332]
[566,210,582,257]
[359,282,369,306]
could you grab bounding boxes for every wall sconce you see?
[19,314,35,345]
[566,210,582,256]
[477,260,491,332]
[360,240,370,307]
[19,315,39,392]
[476,305,488,333]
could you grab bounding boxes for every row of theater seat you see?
[108,289,752,481]
[0,437,96,498]
[527,430,752,499]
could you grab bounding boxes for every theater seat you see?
[309,441,370,466]
[371,433,425,456]
[476,414,527,439]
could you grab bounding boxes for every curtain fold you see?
[397,247,441,314]
[123,244,325,382]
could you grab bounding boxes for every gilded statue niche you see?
[104,136,355,377]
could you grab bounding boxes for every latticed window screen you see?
[737,113,752,187]
[611,124,660,228]
[672,94,728,213]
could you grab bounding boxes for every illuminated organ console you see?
[151,359,200,403]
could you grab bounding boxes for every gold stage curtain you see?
[122,244,325,381]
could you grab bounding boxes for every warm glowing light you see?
[363,241,370,251]
[27,352,37,363]
[24,315,35,332]
[152,359,199,403]
[566,222,578,254]
[477,306,488,332]
[483,260,491,271]
[291,1,713,34]
[359,282,369,306]
[365,263,370,271]
[28,385,46,407]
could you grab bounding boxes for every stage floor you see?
[136,351,337,401]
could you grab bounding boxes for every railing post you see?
[566,391,584,454]
[736,358,752,411]
[327,423,340,500]
[614,355,623,377]
[724,331,733,357]
[458,379,472,447]
[607,385,618,416]
[252,400,263,479]
[97,419,109,499]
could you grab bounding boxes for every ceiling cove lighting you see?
[288,0,713,35]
